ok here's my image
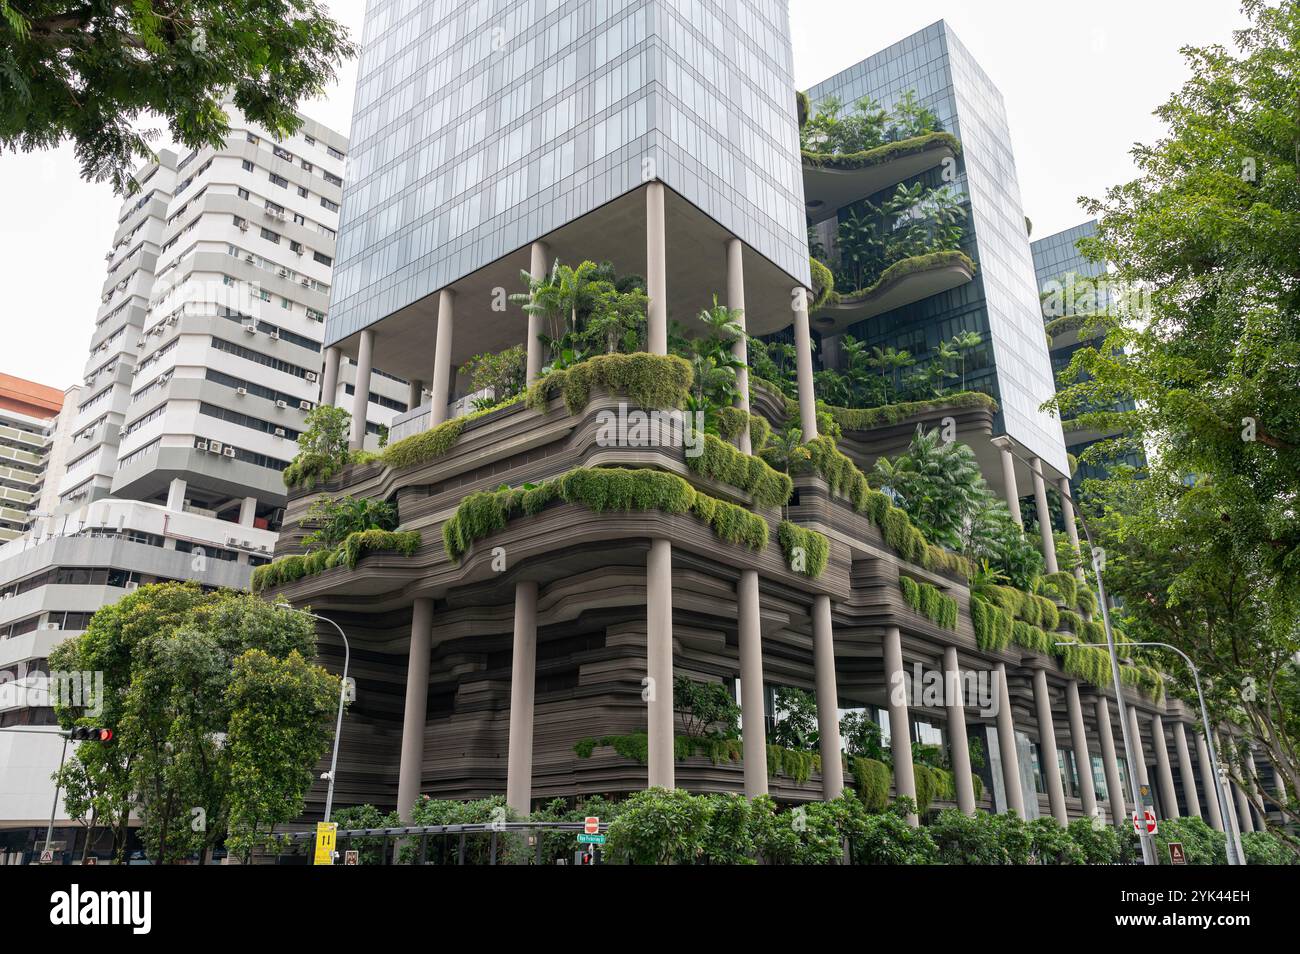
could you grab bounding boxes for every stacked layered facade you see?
[254,6,1268,846]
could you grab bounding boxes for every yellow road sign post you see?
[314,822,338,866]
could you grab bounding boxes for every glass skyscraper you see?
[328,0,809,351]
[805,21,1068,477]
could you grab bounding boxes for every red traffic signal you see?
[69,727,113,742]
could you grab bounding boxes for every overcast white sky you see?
[0,0,1251,391]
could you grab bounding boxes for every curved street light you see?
[275,602,350,823]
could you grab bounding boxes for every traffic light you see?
[69,727,113,742]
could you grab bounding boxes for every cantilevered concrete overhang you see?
[801,133,960,226]
[809,253,975,335]
[325,183,808,384]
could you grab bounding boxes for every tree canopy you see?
[1048,0,1300,839]
[0,1,355,192]
[49,583,339,862]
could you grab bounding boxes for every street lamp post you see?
[1119,641,1244,866]
[275,603,350,823]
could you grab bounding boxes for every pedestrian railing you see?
[276,820,607,865]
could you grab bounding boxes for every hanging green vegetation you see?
[778,521,830,578]
[525,352,693,415]
[898,576,958,629]
[685,433,793,508]
[970,596,1014,652]
[251,529,421,593]
[715,407,772,454]
[826,391,997,432]
[851,757,892,812]
[441,467,769,562]
[1039,571,1079,607]
[913,763,955,814]
[767,745,821,783]
[1012,620,1055,655]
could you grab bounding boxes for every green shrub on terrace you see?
[1039,571,1078,607]
[715,407,772,454]
[778,521,829,578]
[830,249,976,304]
[899,576,958,629]
[800,434,971,579]
[1075,584,1098,616]
[767,745,821,783]
[913,763,954,814]
[808,255,835,311]
[826,391,998,433]
[381,416,466,470]
[524,352,693,415]
[251,529,421,593]
[442,467,768,562]
[1058,638,1112,687]
[685,432,792,508]
[801,130,961,171]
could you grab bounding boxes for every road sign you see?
[584,816,600,835]
[1132,809,1158,835]
[343,849,359,866]
[314,822,337,866]
[39,849,54,865]
[1168,842,1186,865]
[577,833,606,845]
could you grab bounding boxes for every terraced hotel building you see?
[268,4,1265,838]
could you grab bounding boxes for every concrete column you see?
[995,663,1026,819]
[942,646,976,815]
[238,496,257,527]
[1031,458,1059,574]
[882,626,916,822]
[526,240,550,385]
[792,288,818,440]
[1172,721,1201,819]
[407,378,424,414]
[1032,667,1068,825]
[998,446,1023,525]
[506,581,538,815]
[1065,680,1098,819]
[726,237,752,455]
[1195,729,1224,831]
[165,477,187,512]
[320,346,341,407]
[737,569,767,798]
[646,538,674,789]
[349,328,375,450]
[1150,714,1179,818]
[1127,705,1150,787]
[1058,477,1085,581]
[429,289,455,428]
[813,596,844,801]
[397,598,434,820]
[646,182,667,356]
[1095,696,1126,824]
[1234,777,1255,833]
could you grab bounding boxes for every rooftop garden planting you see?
[800,90,949,162]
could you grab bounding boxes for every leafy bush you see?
[251,530,421,592]
[284,405,352,489]
[525,352,693,415]
[1241,830,1298,865]
[460,345,527,409]
[1027,817,1085,864]
[302,495,397,550]
[1067,817,1124,864]
[1153,815,1227,865]
[604,788,713,865]
[329,804,401,865]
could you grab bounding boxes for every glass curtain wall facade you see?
[328,0,808,348]
[805,21,1067,475]
[1031,220,1143,490]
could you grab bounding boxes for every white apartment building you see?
[0,108,408,844]
[0,375,72,542]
